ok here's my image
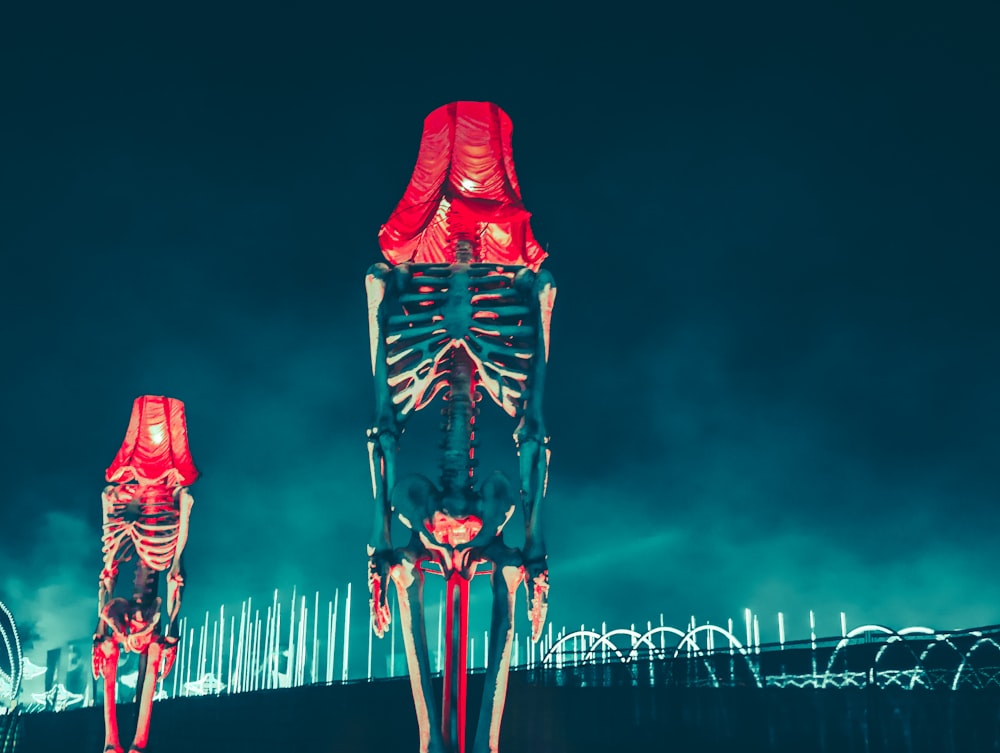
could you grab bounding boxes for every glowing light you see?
[23,593,1000,712]
[460,178,477,192]
[31,684,84,711]
[342,583,351,683]
[182,672,225,696]
[148,422,166,445]
[425,512,483,546]
[22,657,45,680]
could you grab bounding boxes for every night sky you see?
[1,2,998,668]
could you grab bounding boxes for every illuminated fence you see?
[13,589,1000,713]
[527,617,1000,691]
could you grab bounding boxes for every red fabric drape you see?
[378,101,546,270]
[106,395,199,486]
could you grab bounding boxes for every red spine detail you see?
[442,572,471,753]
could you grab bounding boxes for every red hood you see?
[378,101,546,270]
[106,395,199,486]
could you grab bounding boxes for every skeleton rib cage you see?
[101,486,181,574]
[384,263,538,420]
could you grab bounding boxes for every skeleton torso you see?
[101,483,182,574]
[367,259,554,554]
[378,262,539,422]
[366,259,555,753]
[369,262,543,567]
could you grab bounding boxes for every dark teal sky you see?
[1,2,997,663]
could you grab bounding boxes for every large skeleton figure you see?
[366,102,555,753]
[93,395,197,753]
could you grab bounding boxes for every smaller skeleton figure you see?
[93,395,197,753]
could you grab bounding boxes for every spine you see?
[439,350,477,495]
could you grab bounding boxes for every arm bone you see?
[166,487,193,637]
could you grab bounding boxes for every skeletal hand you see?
[524,556,549,642]
[161,638,179,679]
[368,550,393,637]
[92,634,114,680]
[167,566,184,587]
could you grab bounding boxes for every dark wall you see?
[15,675,1000,753]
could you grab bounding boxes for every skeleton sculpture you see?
[366,101,555,753]
[93,395,197,753]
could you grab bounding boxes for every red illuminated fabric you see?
[106,396,199,486]
[378,101,546,270]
